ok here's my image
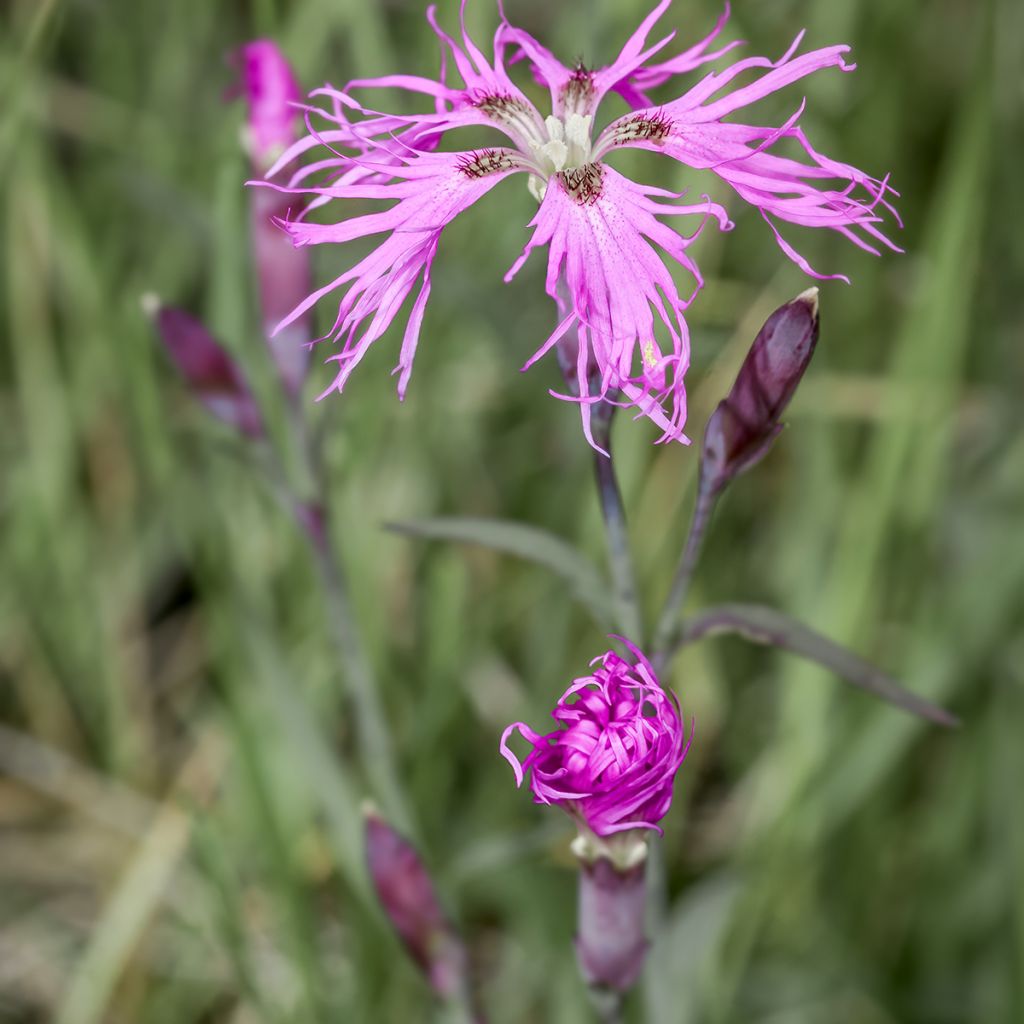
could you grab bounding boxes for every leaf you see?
[386,517,614,627]
[673,603,959,727]
[644,873,742,1024]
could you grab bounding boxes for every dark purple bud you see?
[702,288,819,494]
[364,807,469,1002]
[144,297,264,437]
[575,857,649,993]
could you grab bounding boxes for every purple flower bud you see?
[500,638,693,844]
[230,41,312,398]
[702,288,820,494]
[364,808,469,1002]
[229,40,302,170]
[144,297,263,438]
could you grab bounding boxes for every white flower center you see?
[528,113,594,202]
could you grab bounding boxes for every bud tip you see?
[796,286,819,314]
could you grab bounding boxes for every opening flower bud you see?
[228,40,302,170]
[500,638,693,853]
[702,288,820,493]
[230,40,312,398]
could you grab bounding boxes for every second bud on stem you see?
[702,288,820,496]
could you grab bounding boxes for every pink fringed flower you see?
[500,639,693,847]
[261,1,899,449]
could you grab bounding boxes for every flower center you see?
[528,113,593,202]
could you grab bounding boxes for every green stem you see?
[590,408,643,643]
[587,988,625,1024]
[651,471,719,664]
[279,401,413,831]
[308,519,414,831]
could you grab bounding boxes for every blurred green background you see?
[1,0,1020,1021]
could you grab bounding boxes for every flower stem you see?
[307,518,413,832]
[590,406,643,643]
[651,468,719,663]
[587,989,625,1024]
[577,855,648,1017]
[287,405,413,834]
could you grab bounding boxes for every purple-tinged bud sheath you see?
[230,41,312,398]
[501,638,693,852]
[144,297,263,438]
[364,807,469,1002]
[576,857,648,993]
[702,288,820,494]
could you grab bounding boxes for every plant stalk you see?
[651,469,719,664]
[590,406,643,643]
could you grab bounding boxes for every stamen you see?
[544,115,565,142]
[565,115,591,149]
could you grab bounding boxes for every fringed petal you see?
[506,164,730,447]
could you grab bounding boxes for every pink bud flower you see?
[230,41,312,398]
[500,639,693,847]
[364,808,470,1003]
[144,297,263,438]
[702,287,820,494]
[230,40,302,170]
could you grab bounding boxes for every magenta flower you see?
[261,1,899,449]
[500,639,693,844]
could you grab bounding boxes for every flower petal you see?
[506,163,730,446]
[268,148,528,398]
[596,38,900,276]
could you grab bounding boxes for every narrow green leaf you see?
[674,603,959,727]
[387,516,614,627]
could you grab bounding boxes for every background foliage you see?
[1,0,1020,1021]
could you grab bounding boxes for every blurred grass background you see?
[1,0,1020,1021]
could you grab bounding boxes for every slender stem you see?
[587,990,625,1024]
[308,520,413,832]
[590,407,643,643]
[286,404,413,833]
[651,470,719,663]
